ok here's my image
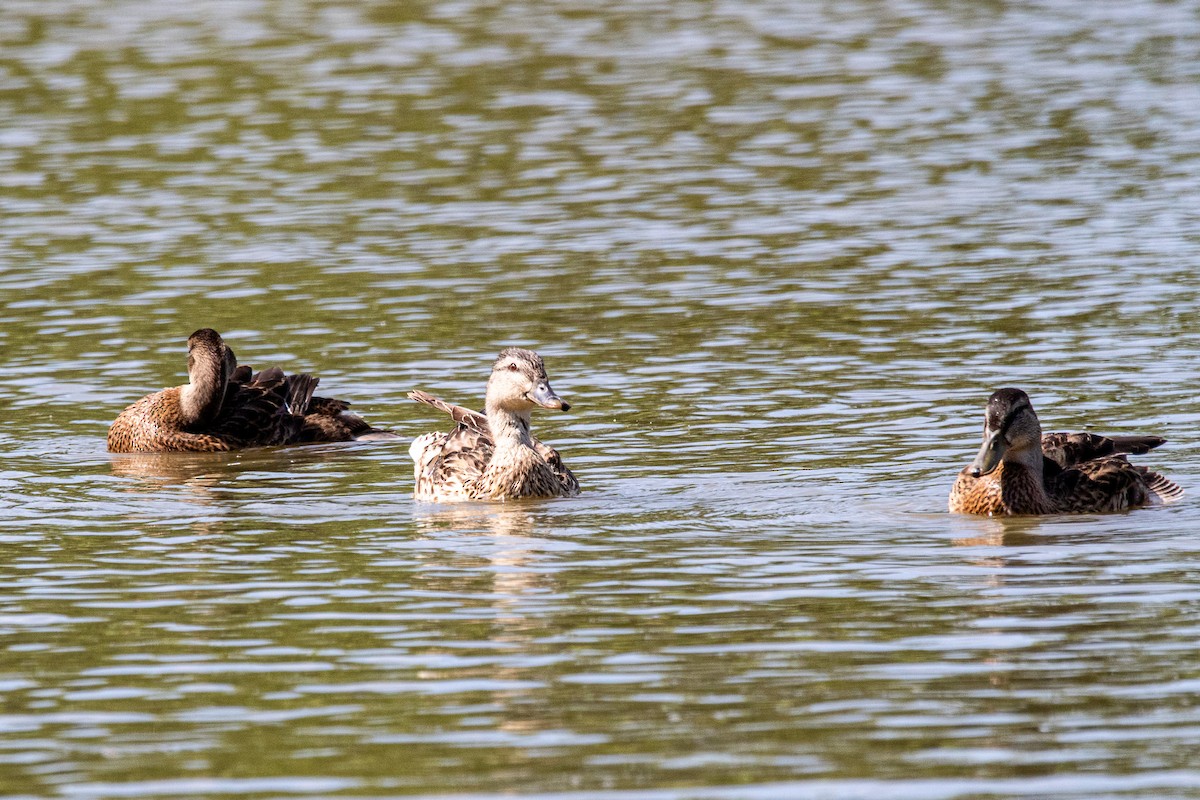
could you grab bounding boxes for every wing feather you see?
[1041,432,1166,468]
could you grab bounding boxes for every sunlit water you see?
[4,1,1200,798]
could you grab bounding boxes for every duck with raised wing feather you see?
[107,328,391,453]
[949,388,1183,515]
[408,348,579,502]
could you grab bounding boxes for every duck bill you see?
[969,430,1006,478]
[531,383,570,411]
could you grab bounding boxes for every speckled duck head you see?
[484,348,570,417]
[969,388,1043,477]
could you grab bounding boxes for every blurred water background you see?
[3,0,1200,797]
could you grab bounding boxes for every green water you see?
[3,1,1200,798]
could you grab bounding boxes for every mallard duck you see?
[107,328,389,453]
[408,348,580,502]
[949,388,1183,515]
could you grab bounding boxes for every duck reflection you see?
[110,451,238,483]
[410,502,549,602]
[108,451,237,506]
[410,502,562,736]
[109,443,364,485]
[951,521,1049,549]
[108,444,378,537]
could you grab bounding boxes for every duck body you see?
[108,386,228,453]
[409,348,579,502]
[107,329,389,453]
[949,388,1183,516]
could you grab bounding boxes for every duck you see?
[408,347,580,501]
[949,387,1183,515]
[107,328,389,453]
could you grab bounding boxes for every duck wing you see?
[1049,455,1182,512]
[209,367,306,447]
[412,424,493,500]
[1041,432,1166,469]
[406,391,490,499]
[541,445,580,495]
[408,390,488,433]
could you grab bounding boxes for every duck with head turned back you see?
[107,328,392,453]
[949,388,1183,516]
[409,347,580,502]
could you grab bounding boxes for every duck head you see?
[485,347,570,415]
[969,388,1043,477]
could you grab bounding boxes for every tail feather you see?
[285,374,319,416]
[1145,470,1185,504]
[296,390,395,442]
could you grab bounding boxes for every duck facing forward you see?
[107,328,389,453]
[409,348,579,502]
[949,388,1183,516]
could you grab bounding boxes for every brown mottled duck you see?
[949,388,1183,516]
[408,348,580,502]
[107,328,390,453]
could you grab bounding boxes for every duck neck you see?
[486,402,534,452]
[179,348,227,427]
[1000,444,1053,512]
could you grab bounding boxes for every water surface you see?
[3,0,1200,798]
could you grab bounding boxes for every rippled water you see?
[4,0,1200,797]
